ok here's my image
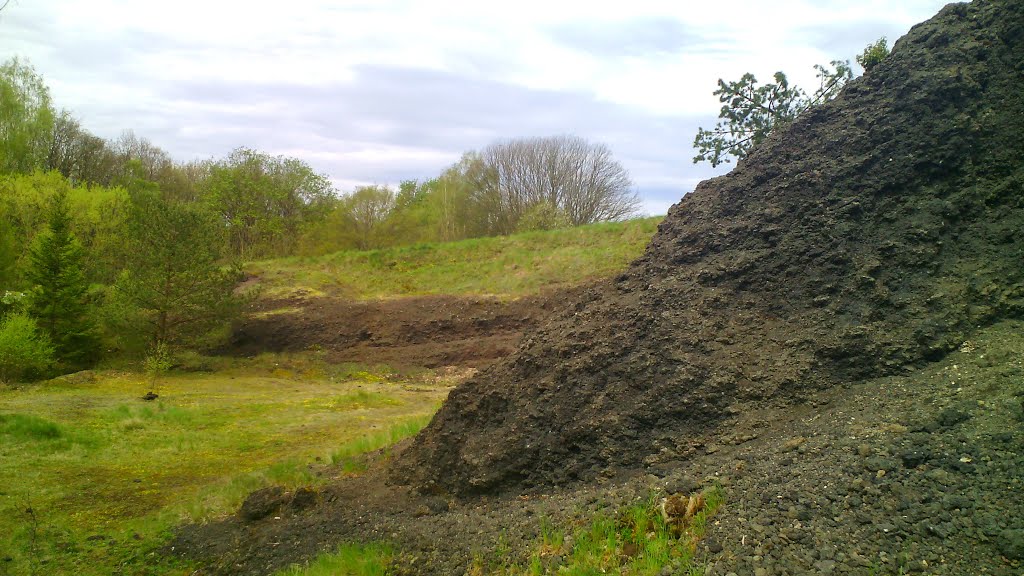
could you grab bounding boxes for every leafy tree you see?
[693,60,852,167]
[338,185,397,250]
[857,37,890,72]
[25,188,99,366]
[0,57,56,174]
[112,190,243,349]
[204,147,335,258]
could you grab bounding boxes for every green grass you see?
[0,357,451,576]
[274,542,393,576]
[330,414,433,472]
[248,217,661,300]
[480,486,725,576]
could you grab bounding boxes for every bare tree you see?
[470,135,640,235]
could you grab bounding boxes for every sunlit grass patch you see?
[248,217,661,301]
[274,542,393,576]
[0,366,447,576]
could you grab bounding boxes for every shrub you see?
[857,37,890,72]
[0,312,55,382]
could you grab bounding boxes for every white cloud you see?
[1,0,950,203]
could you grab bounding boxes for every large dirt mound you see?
[393,0,1024,495]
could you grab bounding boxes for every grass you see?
[0,354,451,576]
[476,486,725,576]
[273,542,393,576]
[248,217,662,300]
[330,414,434,472]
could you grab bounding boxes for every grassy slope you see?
[0,217,665,575]
[248,217,662,300]
[0,356,447,576]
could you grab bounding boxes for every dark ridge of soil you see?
[392,0,1024,496]
[169,320,1024,576]
[225,290,577,368]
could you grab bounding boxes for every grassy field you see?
[0,354,449,576]
[0,217,667,575]
[248,217,662,300]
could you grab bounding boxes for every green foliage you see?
[337,185,398,250]
[25,188,99,366]
[274,542,393,576]
[498,487,725,576]
[857,37,890,72]
[0,413,63,440]
[253,217,662,301]
[693,60,852,167]
[112,190,244,349]
[0,57,56,175]
[204,147,335,258]
[330,415,432,472]
[0,312,55,381]
[0,171,130,286]
[0,365,445,574]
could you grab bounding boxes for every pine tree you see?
[26,188,99,366]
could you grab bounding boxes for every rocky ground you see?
[171,319,1023,575]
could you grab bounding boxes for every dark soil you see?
[170,320,1024,576]
[170,1,1024,574]
[393,0,1024,496]
[226,290,576,369]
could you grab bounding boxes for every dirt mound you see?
[226,291,574,368]
[393,0,1024,496]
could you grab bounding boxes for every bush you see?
[0,312,55,382]
[857,37,889,72]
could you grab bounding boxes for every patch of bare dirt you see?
[225,289,579,369]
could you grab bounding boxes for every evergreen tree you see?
[26,189,99,365]
[113,190,243,349]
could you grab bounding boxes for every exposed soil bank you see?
[393,0,1024,496]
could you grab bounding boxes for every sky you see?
[1,0,952,215]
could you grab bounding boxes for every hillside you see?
[394,0,1024,496]
[229,218,661,368]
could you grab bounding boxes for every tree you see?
[25,188,99,366]
[112,190,243,349]
[857,37,890,72]
[0,57,56,174]
[204,147,335,257]
[465,135,639,236]
[693,59,852,167]
[337,185,397,250]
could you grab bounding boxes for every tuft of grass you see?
[330,415,433,472]
[0,412,63,440]
[494,486,725,576]
[248,217,662,301]
[273,542,393,576]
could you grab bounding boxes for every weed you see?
[273,542,392,576]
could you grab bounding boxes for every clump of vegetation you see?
[476,487,725,575]
[0,312,54,382]
[274,542,393,576]
[331,415,433,472]
[857,37,890,72]
[693,37,888,167]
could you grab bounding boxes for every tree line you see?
[0,56,640,381]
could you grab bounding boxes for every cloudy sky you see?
[2,0,950,214]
